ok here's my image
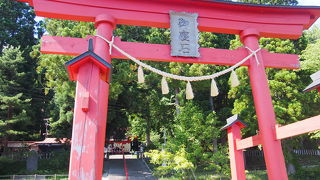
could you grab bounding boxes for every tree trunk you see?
[209,96,215,112]
[146,118,151,146]
[7,104,12,119]
[209,96,218,152]
[283,141,296,175]
[212,139,218,152]
[175,88,180,114]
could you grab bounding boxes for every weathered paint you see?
[68,15,115,180]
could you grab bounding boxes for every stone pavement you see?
[102,155,156,180]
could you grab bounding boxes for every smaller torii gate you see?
[17,0,320,179]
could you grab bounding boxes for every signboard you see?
[170,11,200,57]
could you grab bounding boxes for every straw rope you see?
[95,35,261,82]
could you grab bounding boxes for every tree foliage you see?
[0,0,41,53]
[0,47,32,139]
[0,0,45,141]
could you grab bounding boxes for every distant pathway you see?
[103,155,156,180]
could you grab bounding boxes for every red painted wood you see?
[16,0,30,3]
[275,115,320,140]
[41,36,300,69]
[68,15,114,180]
[66,56,111,82]
[227,125,246,180]
[236,134,261,150]
[26,0,320,39]
[81,92,89,112]
[123,151,129,180]
[93,14,114,180]
[50,0,311,25]
[241,29,287,180]
[40,36,89,56]
[69,62,100,179]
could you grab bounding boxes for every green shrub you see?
[246,170,268,180]
[290,166,320,180]
[0,150,70,175]
[38,150,70,172]
[0,156,25,175]
[145,148,195,178]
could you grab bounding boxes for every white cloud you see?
[298,0,320,6]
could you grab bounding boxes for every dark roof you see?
[221,114,247,130]
[34,138,70,144]
[198,0,319,8]
[303,71,320,92]
[65,51,112,69]
[65,39,112,81]
[65,38,111,69]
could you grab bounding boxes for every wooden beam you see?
[275,115,320,140]
[27,0,318,39]
[41,36,300,69]
[236,134,262,150]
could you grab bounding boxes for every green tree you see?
[0,0,46,141]
[0,47,32,140]
[300,35,320,139]
[0,0,40,53]
[36,19,95,137]
[304,27,320,44]
[166,102,228,174]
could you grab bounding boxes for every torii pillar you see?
[68,15,115,180]
[240,29,288,180]
[222,115,247,180]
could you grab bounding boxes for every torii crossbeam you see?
[16,0,320,180]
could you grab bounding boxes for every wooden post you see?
[227,125,246,180]
[68,14,114,180]
[240,28,288,180]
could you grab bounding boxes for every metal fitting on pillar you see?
[95,14,116,29]
[240,28,260,43]
[94,14,115,72]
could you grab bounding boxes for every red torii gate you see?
[17,0,320,179]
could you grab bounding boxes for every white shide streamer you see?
[137,65,145,83]
[186,81,194,100]
[161,77,169,94]
[211,78,219,97]
[230,70,240,88]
